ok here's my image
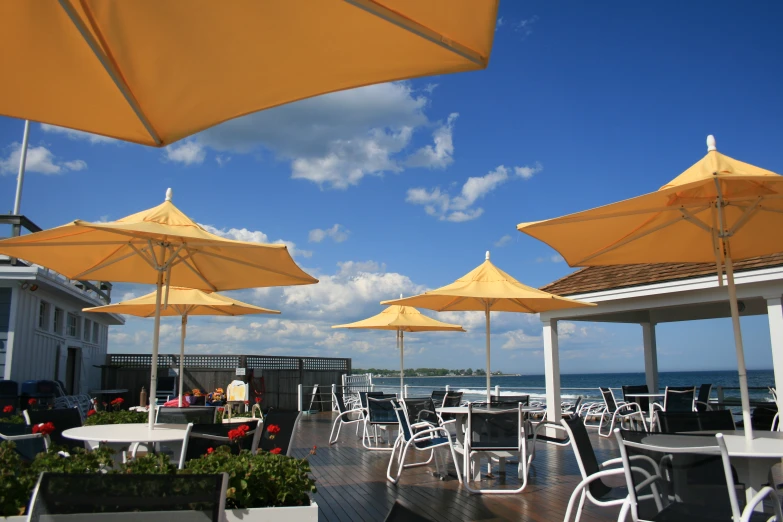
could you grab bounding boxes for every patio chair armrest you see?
[616,402,643,414]
[741,486,783,522]
[650,402,664,413]
[694,400,712,411]
[0,432,44,442]
[410,425,451,441]
[599,456,624,468]
[417,409,440,425]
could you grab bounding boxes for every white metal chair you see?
[650,386,697,431]
[386,399,462,485]
[329,392,365,444]
[596,387,647,437]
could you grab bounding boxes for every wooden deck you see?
[289,412,624,522]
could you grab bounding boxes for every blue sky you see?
[1,2,781,374]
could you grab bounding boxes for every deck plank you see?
[290,412,622,522]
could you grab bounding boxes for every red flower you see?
[206,447,214,454]
[110,397,124,406]
[87,409,96,417]
[267,424,281,434]
[2,405,13,413]
[244,400,249,405]
[217,407,224,413]
[270,447,282,454]
[28,398,37,406]
[255,397,261,404]
[32,422,55,436]
[229,424,251,441]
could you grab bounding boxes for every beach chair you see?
[438,392,464,427]
[401,397,440,427]
[364,397,399,450]
[386,399,462,484]
[463,402,532,494]
[24,407,82,450]
[329,392,365,444]
[614,430,782,522]
[0,423,48,461]
[596,387,647,438]
[622,385,651,417]
[26,472,228,522]
[178,419,262,468]
[656,410,735,434]
[257,410,301,457]
[695,383,713,412]
[431,390,448,407]
[650,386,697,431]
[561,416,630,522]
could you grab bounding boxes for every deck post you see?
[766,296,783,412]
[542,319,561,435]
[641,321,659,393]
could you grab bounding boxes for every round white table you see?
[62,423,190,444]
[642,430,783,510]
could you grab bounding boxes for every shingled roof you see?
[540,253,783,297]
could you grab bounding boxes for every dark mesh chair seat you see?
[430,390,448,407]
[156,406,217,424]
[438,392,464,424]
[663,386,697,412]
[257,410,301,456]
[402,397,439,425]
[0,422,47,460]
[26,407,82,450]
[27,472,228,521]
[622,384,650,413]
[657,410,736,434]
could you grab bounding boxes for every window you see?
[92,323,100,344]
[83,319,91,341]
[38,301,50,330]
[53,308,63,335]
[66,313,78,337]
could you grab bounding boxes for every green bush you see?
[83,410,147,426]
[0,440,315,516]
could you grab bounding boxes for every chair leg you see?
[575,488,586,522]
[386,437,402,484]
[329,419,342,445]
[448,442,463,483]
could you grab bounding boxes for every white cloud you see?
[192,82,455,189]
[407,164,541,222]
[536,254,564,263]
[495,235,512,247]
[200,224,312,258]
[164,140,206,165]
[0,142,87,175]
[215,155,231,167]
[405,113,458,169]
[516,16,540,37]
[308,224,350,243]
[40,124,116,144]
[502,329,542,350]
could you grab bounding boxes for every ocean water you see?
[372,369,776,403]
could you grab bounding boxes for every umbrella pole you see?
[725,250,753,440]
[178,316,187,407]
[148,271,164,428]
[485,302,491,403]
[399,330,404,397]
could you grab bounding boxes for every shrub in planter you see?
[184,446,316,509]
[0,406,24,425]
[83,410,147,426]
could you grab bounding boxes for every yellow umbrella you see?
[517,135,783,439]
[333,298,465,394]
[382,252,594,402]
[0,188,317,426]
[0,1,498,147]
[84,287,280,406]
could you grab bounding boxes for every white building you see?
[1,217,124,395]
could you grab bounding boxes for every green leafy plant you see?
[184,446,316,509]
[119,452,177,475]
[83,410,147,426]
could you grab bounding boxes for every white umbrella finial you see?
[165,188,173,201]
[707,135,717,152]
[400,293,403,299]
[485,250,490,261]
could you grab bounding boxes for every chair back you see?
[367,397,397,425]
[26,408,82,449]
[466,402,521,451]
[599,387,617,413]
[182,420,262,465]
[402,397,436,425]
[359,391,384,409]
[622,384,650,413]
[696,384,712,412]
[333,392,349,414]
[0,423,46,461]
[561,416,612,499]
[258,410,301,456]
[615,431,740,522]
[226,380,248,402]
[156,406,217,424]
[564,396,583,415]
[156,376,177,396]
[431,390,448,407]
[27,472,228,521]
[663,386,696,413]
[439,392,464,422]
[656,410,735,434]
[491,394,529,406]
[392,400,413,443]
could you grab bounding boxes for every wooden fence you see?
[102,354,350,411]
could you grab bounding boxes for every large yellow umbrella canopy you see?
[0,188,317,426]
[84,287,280,406]
[0,1,498,147]
[333,301,465,394]
[517,136,783,439]
[382,252,594,401]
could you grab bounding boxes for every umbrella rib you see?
[195,250,315,284]
[72,243,143,280]
[57,0,162,145]
[525,202,713,227]
[726,198,762,237]
[343,0,487,67]
[510,298,536,313]
[679,208,712,234]
[174,252,218,292]
[436,295,469,312]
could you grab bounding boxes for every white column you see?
[767,297,783,412]
[543,319,561,428]
[642,322,659,393]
